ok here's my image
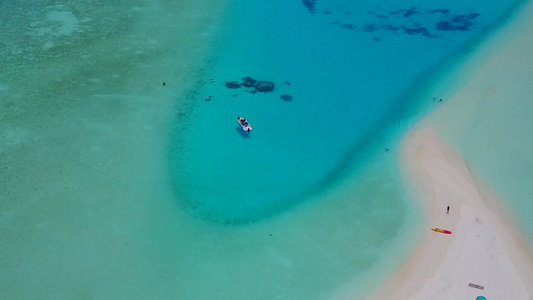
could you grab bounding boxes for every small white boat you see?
[237,116,252,132]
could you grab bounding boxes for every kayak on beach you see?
[431,228,452,234]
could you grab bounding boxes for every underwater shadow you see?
[235,126,251,138]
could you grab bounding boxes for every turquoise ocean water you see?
[168,0,525,298]
[172,0,523,223]
[0,0,528,299]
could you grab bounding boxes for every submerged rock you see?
[255,81,275,92]
[241,76,257,88]
[225,81,241,89]
[280,94,293,101]
[302,0,318,14]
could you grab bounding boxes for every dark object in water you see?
[280,94,293,101]
[341,23,356,31]
[225,81,241,89]
[162,82,166,86]
[283,81,291,85]
[302,0,318,14]
[241,76,257,88]
[255,81,275,92]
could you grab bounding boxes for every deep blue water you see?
[171,0,523,224]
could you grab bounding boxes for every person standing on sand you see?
[447,206,450,214]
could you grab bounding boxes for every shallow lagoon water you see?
[0,0,529,299]
[172,0,523,223]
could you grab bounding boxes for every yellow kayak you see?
[431,228,452,234]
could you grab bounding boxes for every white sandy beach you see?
[392,129,533,300]
[365,1,533,299]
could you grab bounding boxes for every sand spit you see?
[378,128,533,300]
[364,0,533,298]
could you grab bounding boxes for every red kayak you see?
[431,228,452,234]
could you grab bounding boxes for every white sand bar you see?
[366,1,533,299]
[391,129,533,300]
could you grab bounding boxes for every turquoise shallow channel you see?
[171,0,523,224]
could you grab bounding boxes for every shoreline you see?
[362,126,533,299]
[393,128,533,299]
[363,0,533,298]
